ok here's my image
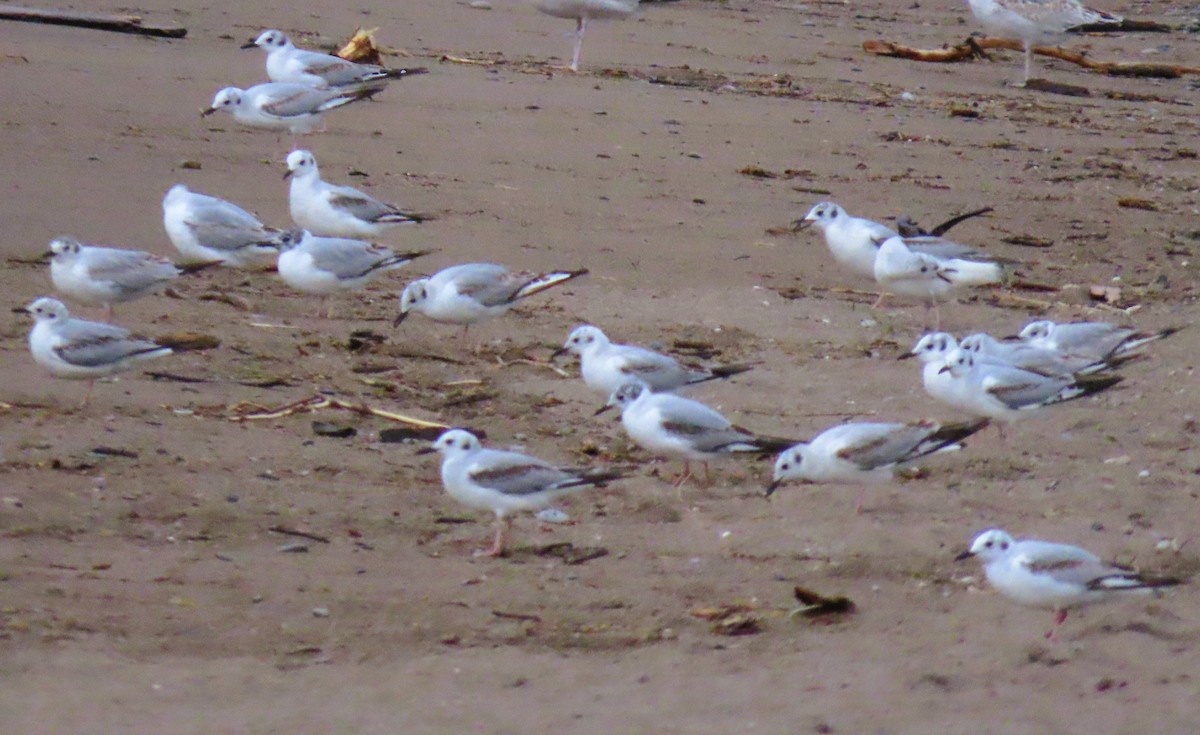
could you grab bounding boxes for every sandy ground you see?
[2,0,1200,732]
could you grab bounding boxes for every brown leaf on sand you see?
[790,585,856,619]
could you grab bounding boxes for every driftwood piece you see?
[0,6,186,38]
[864,38,1200,78]
[226,394,450,432]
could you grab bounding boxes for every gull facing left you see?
[242,29,427,87]
[957,528,1182,641]
[552,324,753,396]
[767,418,989,513]
[285,150,425,238]
[599,380,795,486]
[21,297,172,404]
[47,236,185,319]
[201,82,377,134]
[276,230,428,317]
[421,429,625,557]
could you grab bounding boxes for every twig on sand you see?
[0,6,186,38]
[269,525,331,544]
[226,394,450,431]
[863,38,1200,78]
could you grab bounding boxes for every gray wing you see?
[654,396,764,453]
[468,451,576,496]
[905,235,989,261]
[54,319,165,367]
[448,265,526,307]
[326,187,398,223]
[832,423,933,470]
[1015,541,1109,587]
[612,347,690,389]
[299,53,384,86]
[84,249,179,294]
[306,239,391,279]
[258,85,347,118]
[187,197,280,252]
[978,366,1073,410]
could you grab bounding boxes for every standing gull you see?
[47,236,190,320]
[276,230,428,317]
[20,297,172,404]
[420,429,625,557]
[874,235,1005,329]
[394,263,588,339]
[242,29,427,87]
[535,0,640,72]
[285,150,425,238]
[956,528,1182,641]
[599,380,795,486]
[551,324,752,396]
[964,0,1123,84]
[767,418,989,513]
[163,184,289,268]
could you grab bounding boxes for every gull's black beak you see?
[549,346,569,361]
[282,169,293,180]
[954,550,974,562]
[938,364,951,375]
[12,306,30,314]
[790,218,813,232]
[240,40,258,49]
[393,311,410,328]
[200,107,218,117]
[593,404,614,417]
[414,446,437,455]
[897,351,917,361]
[764,480,782,497]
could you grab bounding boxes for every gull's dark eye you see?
[984,540,993,548]
[1000,542,1009,550]
[780,463,790,471]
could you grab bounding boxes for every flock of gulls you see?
[16,0,1189,642]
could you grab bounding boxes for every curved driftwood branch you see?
[863,38,1200,78]
[0,6,186,38]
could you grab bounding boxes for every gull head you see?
[1019,320,1055,342]
[552,324,608,360]
[596,380,648,416]
[428,429,482,458]
[937,347,974,376]
[22,297,69,324]
[394,278,430,326]
[956,528,1014,562]
[202,88,243,117]
[792,201,843,232]
[275,230,306,253]
[766,445,807,497]
[903,332,958,363]
[958,333,998,354]
[48,236,84,261]
[284,150,318,180]
[243,29,292,51]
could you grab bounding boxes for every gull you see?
[1017,319,1182,363]
[551,324,753,396]
[874,235,1005,329]
[964,0,1123,84]
[394,263,588,339]
[242,29,428,87]
[47,236,197,320]
[419,429,625,557]
[956,528,1183,641]
[534,0,640,72]
[959,332,1122,376]
[767,418,990,513]
[932,347,1122,437]
[276,230,428,317]
[285,150,426,238]
[201,81,377,134]
[900,332,960,401]
[598,380,796,486]
[19,297,172,405]
[163,184,290,268]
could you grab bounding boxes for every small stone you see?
[469,0,492,8]
[179,160,202,170]
[278,542,309,553]
[312,607,330,618]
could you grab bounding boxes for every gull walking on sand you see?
[420,429,625,557]
[598,380,795,487]
[285,150,426,238]
[551,324,753,396]
[20,297,172,405]
[956,528,1183,641]
[767,418,989,513]
[535,0,640,72]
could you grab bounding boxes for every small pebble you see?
[537,508,570,524]
[278,542,309,553]
[469,0,492,8]
[312,607,330,618]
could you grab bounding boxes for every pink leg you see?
[672,461,694,488]
[854,486,866,514]
[475,516,512,558]
[702,462,712,487]
[1044,608,1068,643]
[570,18,587,72]
[871,292,887,309]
